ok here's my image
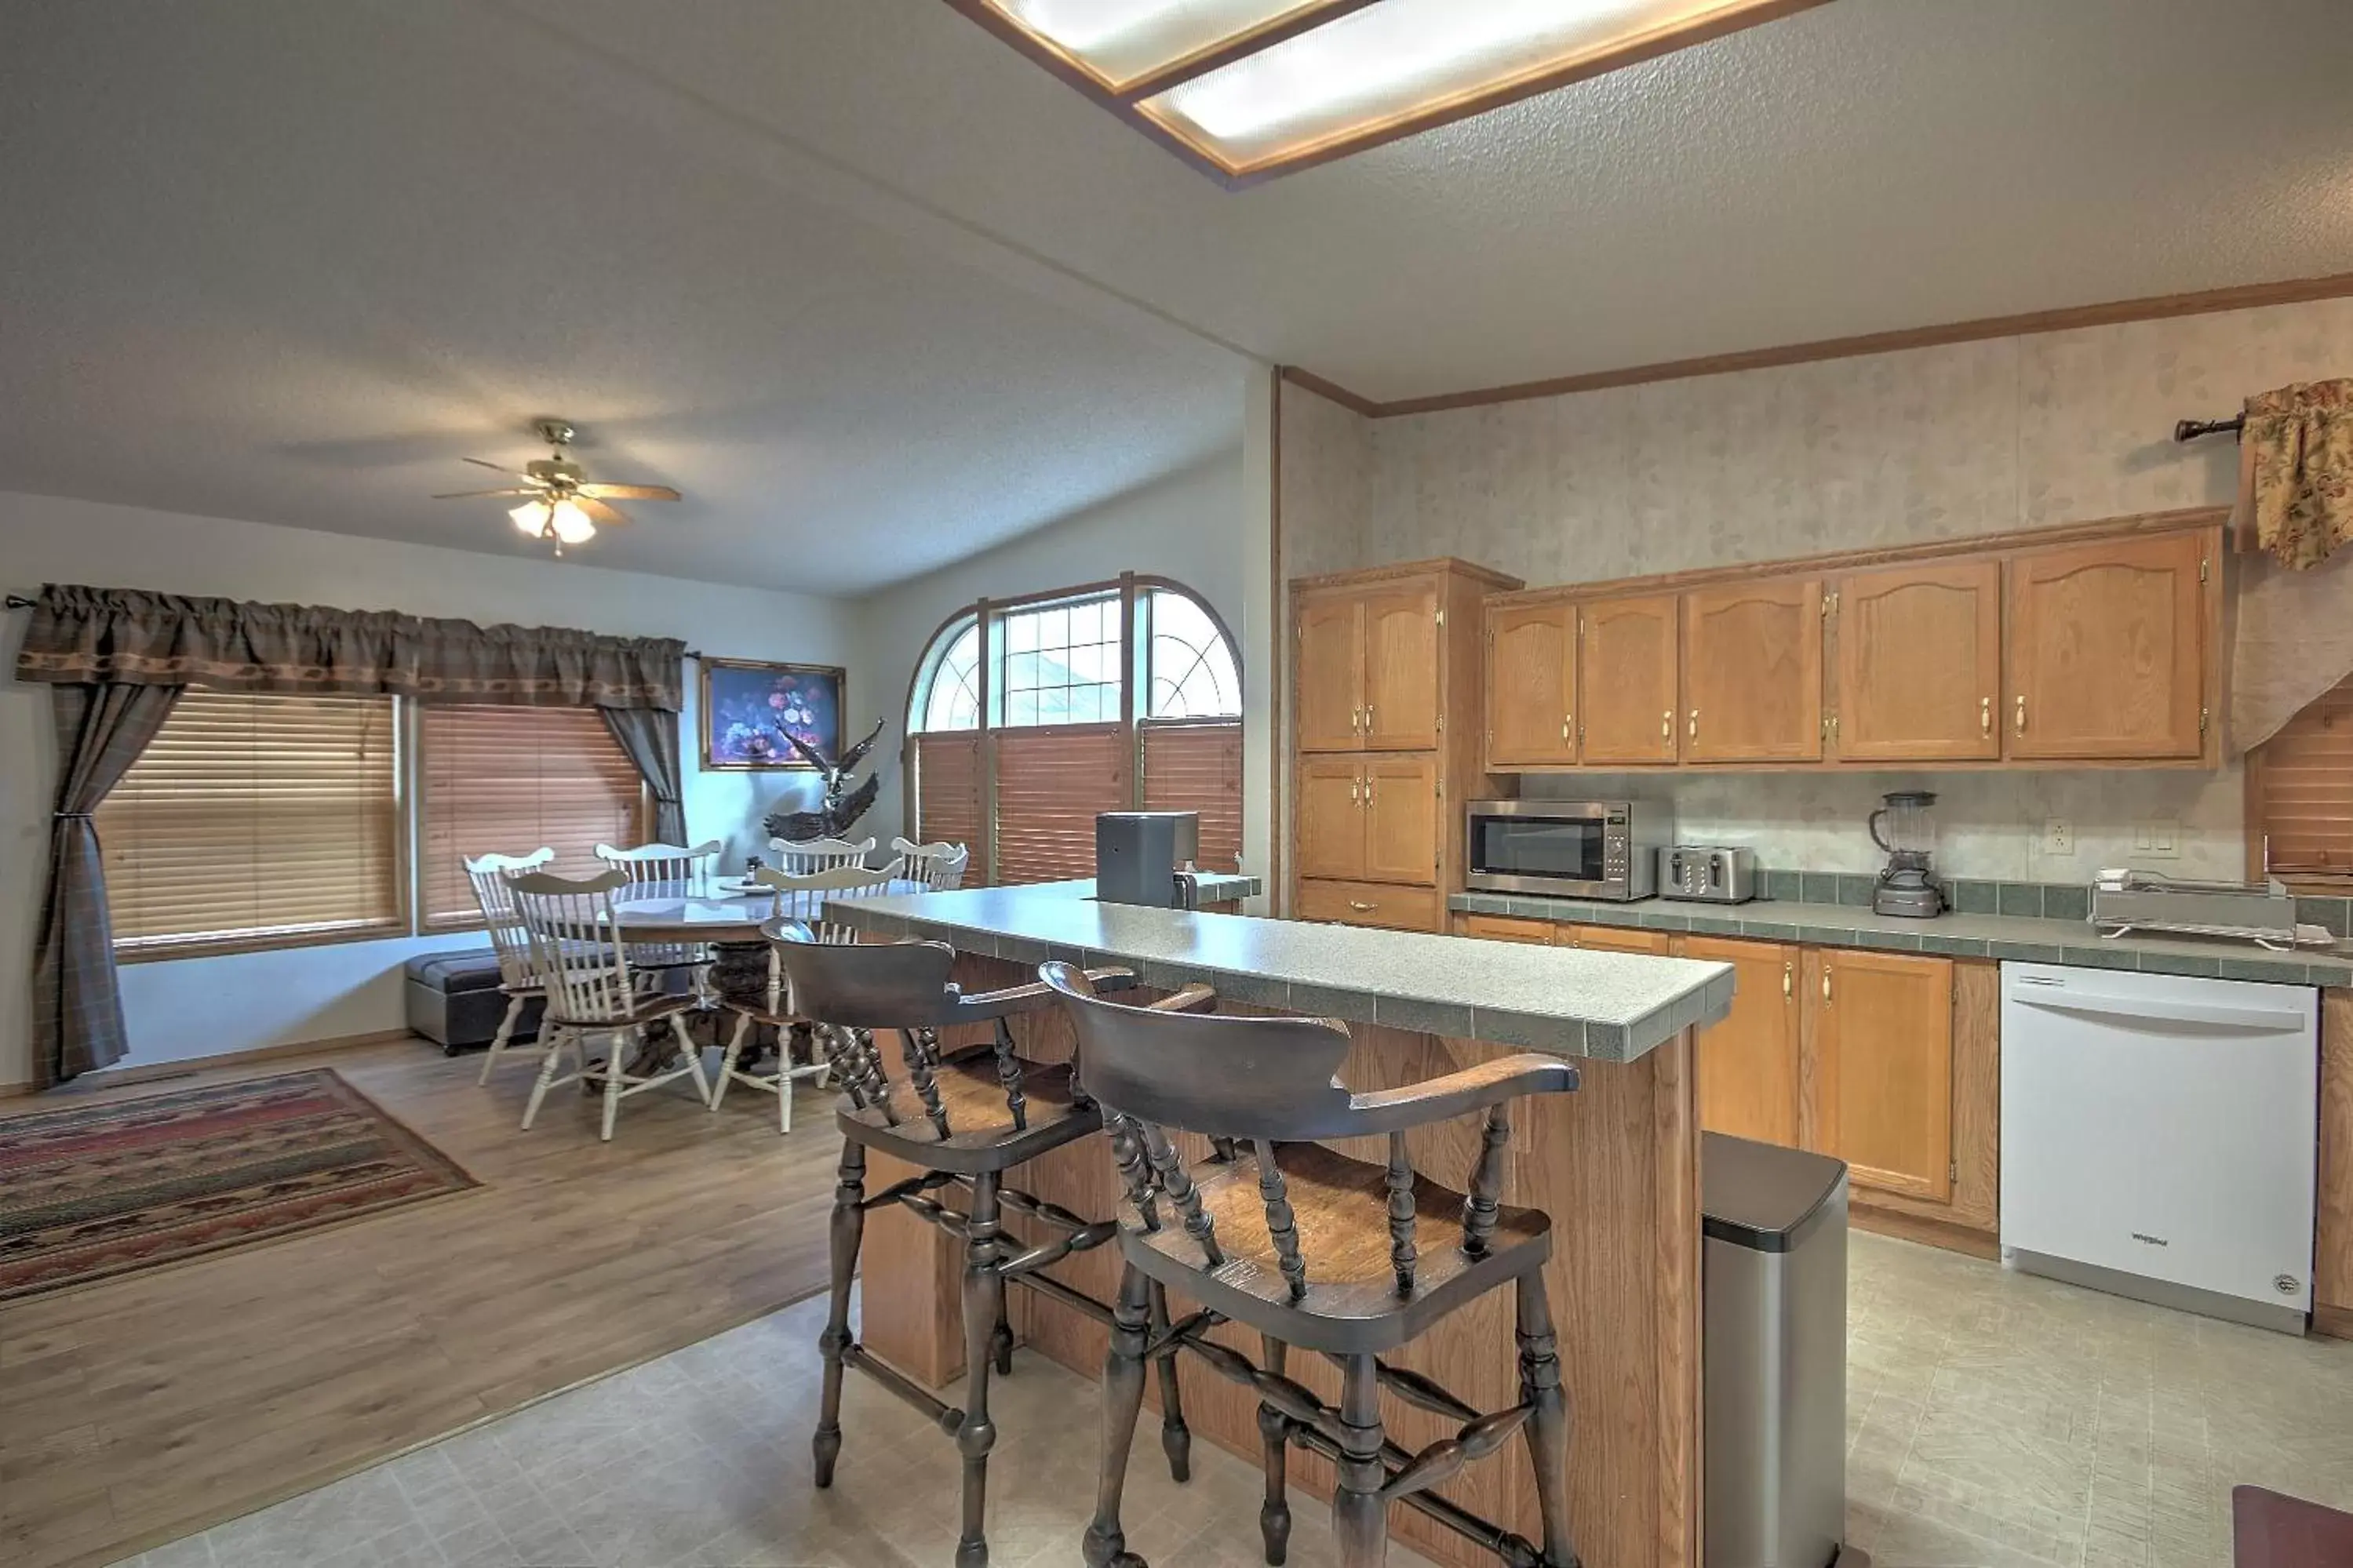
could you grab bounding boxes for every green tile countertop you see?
[830,880,1734,1063]
[1449,890,2353,988]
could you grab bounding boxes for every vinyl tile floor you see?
[111,1231,2353,1568]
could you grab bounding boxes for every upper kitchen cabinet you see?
[1361,586,1444,751]
[1294,591,1366,753]
[2005,530,2211,761]
[1579,594,1682,766]
[1485,602,1579,768]
[1680,577,1823,762]
[1833,560,2002,762]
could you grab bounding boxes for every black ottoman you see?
[404,951,543,1057]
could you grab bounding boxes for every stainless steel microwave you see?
[1465,799,1667,900]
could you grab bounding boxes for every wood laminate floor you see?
[0,1038,844,1568]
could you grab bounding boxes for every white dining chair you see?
[890,836,971,891]
[462,847,553,1085]
[768,835,875,874]
[508,870,712,1141]
[594,839,724,994]
[711,863,900,1133]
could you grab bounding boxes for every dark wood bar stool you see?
[1041,962,1584,1568]
[768,925,1202,1568]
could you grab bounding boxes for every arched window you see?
[905,577,1243,883]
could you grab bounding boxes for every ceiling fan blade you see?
[432,487,541,500]
[573,496,633,529]
[575,483,680,502]
[463,457,537,479]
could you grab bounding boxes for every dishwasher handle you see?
[2013,990,2310,1033]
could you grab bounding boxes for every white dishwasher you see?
[2001,962,2318,1333]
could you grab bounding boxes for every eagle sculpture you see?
[762,716,886,845]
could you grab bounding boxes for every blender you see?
[1868,790,1945,918]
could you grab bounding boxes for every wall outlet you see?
[2042,819,2074,856]
[2133,817,2182,858]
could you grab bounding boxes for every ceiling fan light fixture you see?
[508,497,598,545]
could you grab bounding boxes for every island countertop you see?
[827,879,1732,1062]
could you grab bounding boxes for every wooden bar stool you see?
[770,928,1204,1568]
[1041,962,1583,1568]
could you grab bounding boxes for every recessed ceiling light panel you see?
[952,0,1829,184]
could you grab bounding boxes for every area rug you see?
[0,1068,478,1303]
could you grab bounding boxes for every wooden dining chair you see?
[508,870,712,1141]
[891,836,971,891]
[461,847,552,1085]
[769,835,876,874]
[774,933,1211,1568]
[708,864,900,1132]
[1040,962,1583,1568]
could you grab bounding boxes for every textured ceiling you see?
[4,0,2349,592]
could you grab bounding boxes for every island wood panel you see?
[1578,595,1680,765]
[861,953,1703,1568]
[1295,755,1367,881]
[1679,578,1823,762]
[1801,949,1954,1204]
[1683,935,1800,1147]
[2005,531,2206,760]
[1486,602,1578,768]
[1833,560,2002,762]
[2319,991,2353,1338]
[1295,591,1364,753]
[1361,585,1443,751]
[1361,752,1440,886]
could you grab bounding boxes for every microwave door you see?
[1473,814,1605,887]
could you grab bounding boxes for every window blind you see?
[2253,672,2353,890]
[418,704,646,926]
[993,725,1128,885]
[912,733,987,879]
[1141,719,1243,872]
[97,690,400,953]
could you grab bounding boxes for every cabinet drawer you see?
[1564,922,1675,955]
[1298,879,1444,933]
[1455,913,1559,944]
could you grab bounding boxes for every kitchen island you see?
[828,882,1734,1568]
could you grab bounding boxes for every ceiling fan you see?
[434,419,679,553]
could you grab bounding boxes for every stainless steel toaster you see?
[1659,846,1757,904]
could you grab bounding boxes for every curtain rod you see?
[5,595,35,610]
[2174,414,2246,442]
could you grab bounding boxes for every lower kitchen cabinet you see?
[1803,948,1955,1204]
[1685,935,1801,1148]
[1454,913,1557,944]
[1296,879,1444,933]
[1564,923,1675,955]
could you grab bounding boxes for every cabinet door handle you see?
[1688,709,1699,742]
[1348,900,1376,912]
[1350,776,1361,805]
[1364,776,1375,808]
[1561,713,1573,740]
[2015,694,2027,735]
[1661,709,1672,740]
[1783,961,1793,999]
[1364,704,1375,733]
[1981,696,1992,738]
[1821,966,1833,1002]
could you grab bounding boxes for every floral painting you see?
[699,658,844,769]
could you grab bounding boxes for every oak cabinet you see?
[1455,913,1558,944]
[1680,578,1823,762]
[1564,923,1675,956]
[1361,588,1443,751]
[1686,936,1801,1148]
[1485,602,1578,768]
[2005,532,2207,760]
[1579,595,1681,765]
[1834,561,2002,762]
[1803,948,1954,1203]
[1296,756,1368,881]
[1294,593,1365,753]
[1295,879,1444,933]
[1361,754,1440,885]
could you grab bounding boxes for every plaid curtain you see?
[31,683,182,1086]
[2244,379,2353,570]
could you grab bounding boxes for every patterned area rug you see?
[0,1068,478,1303]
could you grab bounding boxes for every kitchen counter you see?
[832,879,1734,1061]
[1451,889,2353,988]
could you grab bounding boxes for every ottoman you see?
[404,950,542,1057]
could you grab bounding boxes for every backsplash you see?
[1521,768,2245,882]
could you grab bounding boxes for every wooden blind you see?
[912,733,986,879]
[1141,719,1243,872]
[2253,672,2353,890]
[97,690,399,953]
[993,725,1128,886]
[418,704,646,926]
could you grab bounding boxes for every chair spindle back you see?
[769,835,876,874]
[463,847,553,987]
[890,836,971,891]
[509,871,642,1026]
[596,839,723,891]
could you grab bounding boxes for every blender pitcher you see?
[1868,790,1944,918]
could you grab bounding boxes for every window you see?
[908,577,1242,883]
[2249,672,2353,891]
[97,690,401,955]
[417,705,647,927]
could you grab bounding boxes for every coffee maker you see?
[1868,791,1944,919]
[1095,811,1206,909]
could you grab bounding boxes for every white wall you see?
[854,443,1266,895]
[1283,298,2353,882]
[0,491,864,1085]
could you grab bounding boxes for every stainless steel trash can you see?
[1703,1132,1855,1568]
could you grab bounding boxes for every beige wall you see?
[1280,297,2353,881]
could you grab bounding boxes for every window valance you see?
[13,584,686,711]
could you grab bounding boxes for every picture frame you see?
[698,657,846,770]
